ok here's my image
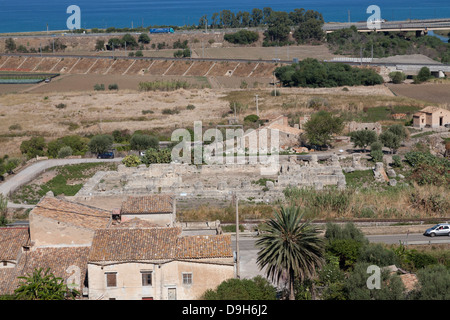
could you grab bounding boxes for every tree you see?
[304,111,344,148]
[88,134,114,155]
[293,11,324,44]
[14,268,78,300]
[415,67,431,83]
[411,264,450,300]
[138,33,151,44]
[344,262,405,300]
[130,134,159,152]
[5,38,16,52]
[350,130,377,153]
[0,194,8,226]
[20,137,46,159]
[95,39,105,51]
[379,130,401,154]
[202,276,277,300]
[256,206,324,300]
[121,34,138,49]
[389,71,406,84]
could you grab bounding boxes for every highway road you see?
[233,234,450,279]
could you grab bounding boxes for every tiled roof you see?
[268,123,303,135]
[89,227,233,263]
[177,235,232,259]
[0,227,29,261]
[1,246,90,295]
[32,196,111,230]
[120,195,174,214]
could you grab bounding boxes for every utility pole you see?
[234,192,240,279]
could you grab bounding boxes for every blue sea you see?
[0,0,449,33]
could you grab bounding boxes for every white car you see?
[423,223,450,237]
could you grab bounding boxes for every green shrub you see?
[186,104,196,110]
[389,71,406,84]
[93,83,105,91]
[57,146,73,158]
[122,155,141,167]
[224,30,259,45]
[392,155,402,167]
[108,83,119,90]
[244,114,259,123]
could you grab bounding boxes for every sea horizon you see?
[0,0,450,33]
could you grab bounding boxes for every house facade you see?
[413,106,450,128]
[87,228,234,300]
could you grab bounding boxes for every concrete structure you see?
[87,227,234,300]
[413,106,450,129]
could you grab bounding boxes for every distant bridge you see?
[323,18,450,34]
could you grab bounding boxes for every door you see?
[168,288,177,300]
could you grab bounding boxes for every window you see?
[141,271,152,286]
[182,273,192,285]
[106,273,117,287]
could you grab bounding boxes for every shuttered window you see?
[106,273,117,287]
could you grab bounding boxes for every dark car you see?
[97,151,114,159]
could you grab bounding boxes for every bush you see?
[244,114,259,123]
[20,137,46,159]
[122,155,141,167]
[389,71,406,84]
[88,134,113,154]
[57,146,73,159]
[140,148,172,165]
[275,58,383,88]
[201,276,276,300]
[55,103,66,109]
[186,104,196,110]
[358,243,399,267]
[224,30,259,45]
[392,155,402,167]
[94,83,105,91]
[130,134,159,151]
[415,67,431,83]
[108,83,119,90]
[370,149,384,162]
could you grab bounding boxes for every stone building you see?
[119,194,176,227]
[0,196,234,300]
[29,196,111,247]
[87,227,234,300]
[413,106,450,129]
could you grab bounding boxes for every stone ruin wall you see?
[75,155,352,203]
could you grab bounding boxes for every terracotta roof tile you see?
[32,196,111,230]
[88,228,232,263]
[0,228,29,261]
[1,246,90,295]
[120,195,174,214]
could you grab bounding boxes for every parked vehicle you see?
[423,223,450,237]
[97,151,115,159]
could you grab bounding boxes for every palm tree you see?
[256,206,324,300]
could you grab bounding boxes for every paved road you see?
[233,233,450,279]
[0,158,123,203]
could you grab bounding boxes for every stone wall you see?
[75,158,347,203]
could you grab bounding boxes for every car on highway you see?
[97,151,115,159]
[423,223,450,237]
